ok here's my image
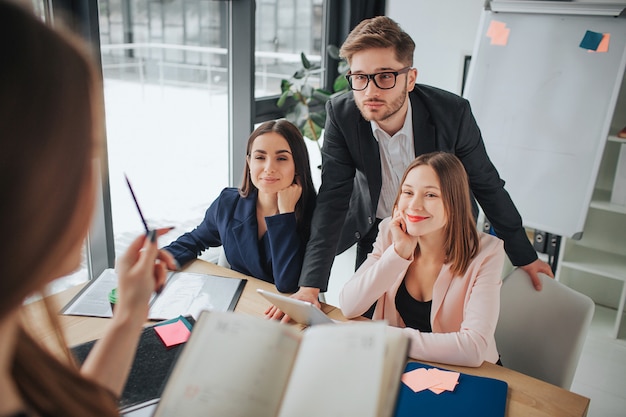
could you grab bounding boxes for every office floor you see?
[324,246,626,417]
[569,306,626,417]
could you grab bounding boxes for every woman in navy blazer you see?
[163,120,316,293]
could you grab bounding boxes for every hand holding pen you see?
[116,175,178,308]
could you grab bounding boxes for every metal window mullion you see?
[228,0,255,187]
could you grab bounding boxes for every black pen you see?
[124,174,150,234]
[124,175,167,294]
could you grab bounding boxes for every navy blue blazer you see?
[299,85,538,291]
[163,188,304,293]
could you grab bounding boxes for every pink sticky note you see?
[429,386,446,394]
[487,20,510,46]
[597,33,610,53]
[154,319,191,347]
[427,369,460,394]
[402,367,462,394]
[429,368,460,391]
[401,368,438,393]
[490,27,510,46]
[487,20,506,38]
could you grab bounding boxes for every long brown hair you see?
[394,152,480,276]
[339,16,416,67]
[0,2,118,415]
[239,119,316,242]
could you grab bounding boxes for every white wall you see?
[386,0,626,93]
[386,0,485,95]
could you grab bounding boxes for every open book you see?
[61,269,246,321]
[153,311,410,417]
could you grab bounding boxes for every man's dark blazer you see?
[298,84,537,291]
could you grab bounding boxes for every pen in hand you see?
[124,174,161,294]
[124,173,150,234]
[124,174,177,294]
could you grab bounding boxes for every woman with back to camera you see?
[340,152,505,367]
[163,119,316,293]
[0,2,177,416]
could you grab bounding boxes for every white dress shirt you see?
[371,100,415,219]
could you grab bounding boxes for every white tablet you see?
[257,289,334,326]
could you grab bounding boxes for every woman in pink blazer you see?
[339,152,505,367]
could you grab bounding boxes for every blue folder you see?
[394,362,508,417]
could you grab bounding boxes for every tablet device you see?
[257,289,334,326]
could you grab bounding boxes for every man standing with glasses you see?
[267,16,553,320]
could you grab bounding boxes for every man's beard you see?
[356,81,408,123]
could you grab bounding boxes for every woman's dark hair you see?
[239,119,316,242]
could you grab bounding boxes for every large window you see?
[254,0,324,97]
[98,0,326,262]
[98,0,230,260]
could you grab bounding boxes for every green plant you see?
[277,45,349,151]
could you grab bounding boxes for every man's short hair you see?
[340,16,415,66]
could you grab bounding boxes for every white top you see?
[371,100,415,219]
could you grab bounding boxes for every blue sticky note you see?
[579,30,604,51]
[154,315,192,330]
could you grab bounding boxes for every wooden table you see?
[29,259,590,417]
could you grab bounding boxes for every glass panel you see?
[99,0,229,261]
[254,0,324,97]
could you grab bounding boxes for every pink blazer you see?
[339,218,505,367]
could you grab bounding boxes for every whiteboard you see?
[464,7,626,238]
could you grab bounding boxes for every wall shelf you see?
[556,73,626,340]
[560,245,626,283]
[590,189,626,215]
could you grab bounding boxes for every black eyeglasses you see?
[345,66,411,91]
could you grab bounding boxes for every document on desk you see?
[61,269,246,320]
[153,311,410,417]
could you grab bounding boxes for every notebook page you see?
[277,321,387,417]
[155,311,301,417]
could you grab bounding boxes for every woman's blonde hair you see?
[0,2,118,415]
[394,152,480,276]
